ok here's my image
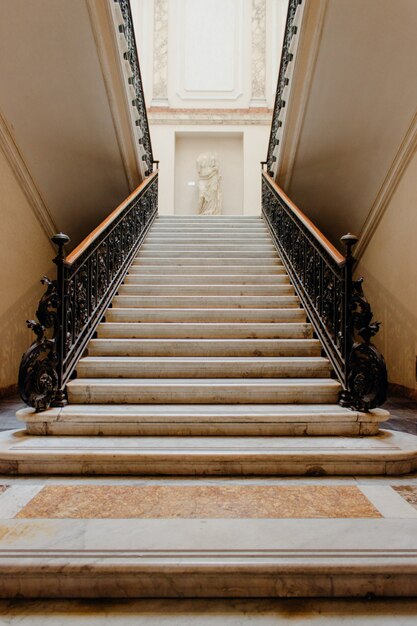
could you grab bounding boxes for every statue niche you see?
[196,152,222,215]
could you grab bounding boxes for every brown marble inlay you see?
[393,485,417,508]
[16,485,380,519]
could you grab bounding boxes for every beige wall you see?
[0,148,55,394]
[174,133,243,215]
[152,124,270,215]
[356,147,417,392]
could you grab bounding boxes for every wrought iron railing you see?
[266,0,302,175]
[262,170,387,411]
[19,172,158,411]
[117,0,154,175]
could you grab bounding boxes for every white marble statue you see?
[196,152,222,215]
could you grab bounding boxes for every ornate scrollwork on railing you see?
[18,277,59,411]
[343,278,388,411]
[117,0,154,176]
[266,0,303,174]
[19,173,158,411]
[262,171,388,412]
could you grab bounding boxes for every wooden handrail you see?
[262,171,345,266]
[65,171,158,266]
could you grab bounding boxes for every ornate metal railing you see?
[117,0,153,176]
[262,170,387,411]
[266,0,302,175]
[19,172,158,411]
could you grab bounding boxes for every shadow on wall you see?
[0,273,54,396]
[355,265,417,393]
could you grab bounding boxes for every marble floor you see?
[1,395,417,621]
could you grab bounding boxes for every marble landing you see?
[0,478,417,598]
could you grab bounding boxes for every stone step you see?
[129,264,284,274]
[105,307,307,323]
[136,250,278,258]
[19,404,388,437]
[0,427,410,476]
[124,274,290,285]
[117,285,295,296]
[147,235,271,242]
[66,378,340,404]
[76,356,330,379]
[111,295,301,308]
[156,216,263,221]
[141,243,276,251]
[130,259,283,268]
[88,338,322,357]
[151,228,268,235]
[96,322,312,339]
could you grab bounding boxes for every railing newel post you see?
[51,232,70,407]
[339,233,358,407]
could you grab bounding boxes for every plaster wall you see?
[356,147,417,393]
[152,124,269,215]
[0,148,55,394]
[174,134,243,215]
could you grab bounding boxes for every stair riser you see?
[137,251,278,258]
[105,309,306,323]
[88,339,322,357]
[25,422,378,436]
[117,286,295,296]
[67,385,340,405]
[77,360,330,379]
[96,323,312,339]
[124,275,290,285]
[147,237,271,243]
[128,267,286,275]
[131,257,283,266]
[141,245,276,251]
[130,262,283,270]
[112,296,300,308]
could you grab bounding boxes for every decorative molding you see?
[175,0,244,102]
[0,109,57,244]
[86,0,143,188]
[250,0,267,106]
[152,0,169,105]
[276,0,328,188]
[148,107,272,126]
[355,110,417,260]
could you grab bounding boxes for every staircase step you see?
[1,427,408,476]
[66,378,340,404]
[131,259,283,268]
[124,274,290,285]
[147,235,271,242]
[117,285,295,296]
[105,307,307,323]
[137,250,278,258]
[112,295,300,308]
[96,322,312,339]
[88,338,322,357]
[141,244,276,251]
[19,404,387,436]
[77,356,330,379]
[129,264,285,274]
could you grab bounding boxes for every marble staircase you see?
[17,216,387,442]
[5,215,415,476]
